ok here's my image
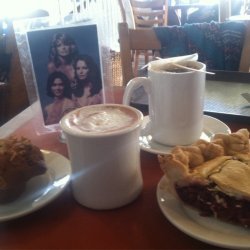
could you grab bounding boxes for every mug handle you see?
[122,77,151,105]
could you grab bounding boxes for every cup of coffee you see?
[60,104,143,209]
[123,60,206,146]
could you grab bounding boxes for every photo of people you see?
[44,71,75,125]
[47,32,79,82]
[72,54,103,107]
[27,24,103,126]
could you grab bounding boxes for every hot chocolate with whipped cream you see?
[60,104,143,210]
[61,104,142,136]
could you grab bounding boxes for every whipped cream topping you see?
[63,105,139,135]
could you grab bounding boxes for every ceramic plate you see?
[0,150,71,222]
[157,176,250,249]
[140,115,231,154]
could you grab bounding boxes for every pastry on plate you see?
[158,129,250,228]
[0,137,47,203]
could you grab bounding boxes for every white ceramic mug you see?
[60,104,143,210]
[123,60,206,146]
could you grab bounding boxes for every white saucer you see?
[157,176,250,249]
[0,150,71,222]
[139,115,231,154]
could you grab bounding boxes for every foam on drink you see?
[60,104,142,136]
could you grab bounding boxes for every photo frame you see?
[27,23,104,127]
[13,13,117,135]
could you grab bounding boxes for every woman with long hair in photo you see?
[71,54,103,107]
[48,32,79,82]
[44,71,76,125]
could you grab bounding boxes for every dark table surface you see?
[0,85,249,249]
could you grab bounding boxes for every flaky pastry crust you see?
[158,129,250,197]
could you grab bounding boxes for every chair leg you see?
[144,50,149,65]
[133,50,140,76]
[133,50,154,76]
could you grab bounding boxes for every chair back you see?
[239,20,250,72]
[130,0,168,28]
[118,0,136,28]
[118,22,161,85]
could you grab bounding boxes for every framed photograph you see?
[27,24,104,126]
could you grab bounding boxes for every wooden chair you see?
[130,0,168,28]
[118,0,168,76]
[118,22,161,85]
[118,21,250,86]
[130,0,168,73]
[118,0,136,29]
[1,23,29,124]
[239,20,250,72]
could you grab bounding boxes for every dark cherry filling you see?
[176,183,250,228]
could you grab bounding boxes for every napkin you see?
[142,53,198,70]
[149,53,198,68]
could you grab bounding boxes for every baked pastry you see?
[158,129,250,228]
[0,137,47,203]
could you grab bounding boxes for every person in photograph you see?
[44,71,76,125]
[71,54,103,107]
[47,32,79,82]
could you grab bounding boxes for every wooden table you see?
[0,87,249,249]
